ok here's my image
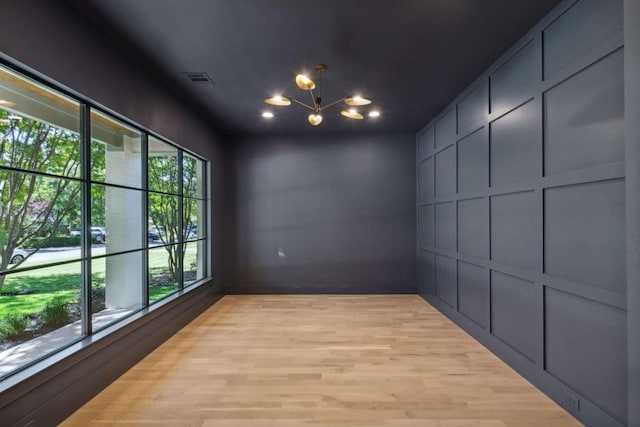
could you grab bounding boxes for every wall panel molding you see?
[416,0,627,425]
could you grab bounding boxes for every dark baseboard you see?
[227,282,417,294]
[1,281,224,427]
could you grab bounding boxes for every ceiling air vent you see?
[183,72,215,86]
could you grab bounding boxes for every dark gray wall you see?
[417,0,627,426]
[624,0,640,426]
[0,0,227,424]
[0,2,228,282]
[227,133,416,294]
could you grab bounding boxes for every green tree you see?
[148,155,198,284]
[0,112,81,290]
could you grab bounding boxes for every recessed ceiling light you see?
[368,111,380,118]
[262,111,274,118]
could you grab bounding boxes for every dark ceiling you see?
[76,0,562,136]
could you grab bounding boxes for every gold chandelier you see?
[264,64,380,126]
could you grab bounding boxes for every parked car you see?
[9,248,28,264]
[70,227,106,242]
[148,227,161,241]
[91,227,106,243]
[185,226,197,239]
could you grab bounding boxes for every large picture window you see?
[0,64,209,379]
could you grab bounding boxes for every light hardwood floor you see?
[63,295,580,426]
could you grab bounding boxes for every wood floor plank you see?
[62,295,581,426]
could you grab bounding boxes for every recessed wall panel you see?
[490,100,539,187]
[545,179,625,292]
[435,146,456,197]
[544,49,624,176]
[491,42,537,114]
[435,202,455,251]
[457,129,488,193]
[457,197,487,258]
[490,191,538,271]
[458,261,487,328]
[546,288,627,420]
[418,127,434,160]
[418,250,435,297]
[491,271,536,361]
[543,0,623,78]
[435,254,456,308]
[418,157,434,202]
[435,109,456,149]
[458,82,488,136]
[418,204,434,248]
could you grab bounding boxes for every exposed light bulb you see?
[296,74,316,90]
[264,95,291,106]
[308,113,323,126]
[344,96,372,106]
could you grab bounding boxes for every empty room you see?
[0,0,638,426]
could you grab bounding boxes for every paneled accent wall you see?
[416,0,626,425]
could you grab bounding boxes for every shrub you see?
[42,297,69,326]
[77,285,106,314]
[91,285,106,313]
[24,235,81,249]
[0,314,29,339]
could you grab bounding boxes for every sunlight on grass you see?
[1,248,197,318]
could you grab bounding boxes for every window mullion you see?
[178,150,184,291]
[142,133,149,307]
[80,103,92,336]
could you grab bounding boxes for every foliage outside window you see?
[0,64,208,379]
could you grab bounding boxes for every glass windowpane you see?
[91,252,144,332]
[148,137,178,194]
[148,193,179,245]
[148,245,179,303]
[0,67,80,177]
[0,262,83,377]
[90,111,142,188]
[0,171,81,273]
[183,198,204,242]
[183,154,205,199]
[91,184,143,254]
[183,240,205,287]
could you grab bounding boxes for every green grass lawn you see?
[0,248,198,319]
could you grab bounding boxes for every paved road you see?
[27,246,104,263]
[23,241,194,265]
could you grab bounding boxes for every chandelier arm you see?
[319,97,347,111]
[308,89,317,109]
[289,98,316,111]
